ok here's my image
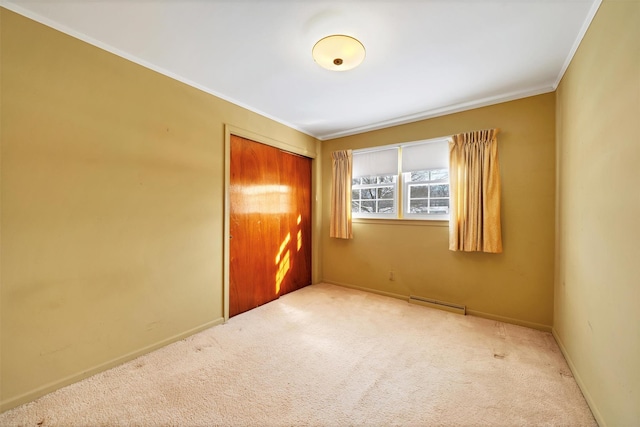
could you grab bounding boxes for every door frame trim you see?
[223,125,317,321]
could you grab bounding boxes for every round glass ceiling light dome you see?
[312,35,366,71]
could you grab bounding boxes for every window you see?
[351,139,449,221]
[351,147,398,218]
[352,175,397,217]
[403,169,450,220]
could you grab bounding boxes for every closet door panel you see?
[229,135,282,317]
[278,151,312,296]
[229,135,311,317]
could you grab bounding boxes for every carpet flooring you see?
[0,283,596,426]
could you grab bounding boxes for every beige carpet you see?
[1,283,596,426]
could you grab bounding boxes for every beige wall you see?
[321,94,556,330]
[554,1,640,425]
[0,8,319,410]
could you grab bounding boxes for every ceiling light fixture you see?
[312,35,365,71]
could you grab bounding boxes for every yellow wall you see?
[0,8,319,410]
[321,94,556,329]
[4,1,638,422]
[554,1,640,425]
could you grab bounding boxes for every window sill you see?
[352,217,449,227]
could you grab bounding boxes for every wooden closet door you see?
[278,149,312,296]
[229,135,311,317]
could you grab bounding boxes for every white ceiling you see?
[3,0,601,140]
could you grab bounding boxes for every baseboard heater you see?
[409,295,466,315]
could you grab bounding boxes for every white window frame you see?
[351,137,450,221]
[352,175,398,219]
[402,169,450,221]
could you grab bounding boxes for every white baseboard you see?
[552,328,605,427]
[1,317,225,413]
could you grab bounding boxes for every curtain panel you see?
[449,129,502,253]
[330,150,353,239]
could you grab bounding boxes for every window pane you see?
[410,171,429,182]
[409,199,429,213]
[429,196,448,214]
[379,200,394,213]
[431,184,449,197]
[361,201,375,212]
[351,201,360,212]
[378,186,394,199]
[377,175,395,184]
[409,184,429,198]
[428,199,449,214]
[352,189,360,200]
[361,176,376,185]
[430,169,449,181]
[430,199,450,208]
[361,189,375,199]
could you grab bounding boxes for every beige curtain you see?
[449,129,502,253]
[330,150,353,239]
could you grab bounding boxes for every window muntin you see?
[352,175,397,217]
